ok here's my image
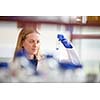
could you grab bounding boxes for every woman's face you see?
[22,33,40,56]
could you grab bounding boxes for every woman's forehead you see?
[26,32,40,39]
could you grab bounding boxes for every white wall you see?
[73,26,100,61]
[0,21,19,58]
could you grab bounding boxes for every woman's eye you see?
[37,40,40,43]
[28,40,34,43]
[28,40,40,44]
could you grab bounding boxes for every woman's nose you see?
[33,43,37,47]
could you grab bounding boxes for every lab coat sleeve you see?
[66,43,81,65]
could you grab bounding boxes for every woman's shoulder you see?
[37,54,46,61]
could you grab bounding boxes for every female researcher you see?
[13,26,42,74]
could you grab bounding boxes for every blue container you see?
[59,62,82,70]
[0,62,9,69]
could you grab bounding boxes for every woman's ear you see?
[21,40,24,48]
[22,46,24,48]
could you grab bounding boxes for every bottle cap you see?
[0,62,9,68]
[46,54,53,59]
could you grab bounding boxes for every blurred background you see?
[0,16,100,82]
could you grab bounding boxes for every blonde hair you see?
[13,26,41,61]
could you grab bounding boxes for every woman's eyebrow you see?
[28,39,40,41]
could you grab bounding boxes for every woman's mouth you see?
[32,48,37,51]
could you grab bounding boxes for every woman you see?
[13,26,42,74]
